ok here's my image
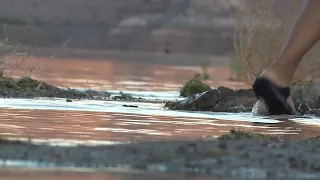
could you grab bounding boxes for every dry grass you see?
[0,14,33,78]
[234,0,320,85]
[0,14,71,80]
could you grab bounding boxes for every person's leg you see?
[261,0,320,87]
[254,0,320,115]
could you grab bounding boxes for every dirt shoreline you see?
[0,132,320,180]
[0,76,163,103]
[1,76,320,117]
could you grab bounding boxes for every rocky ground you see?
[0,131,320,180]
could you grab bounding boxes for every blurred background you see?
[2,1,320,179]
[1,0,303,92]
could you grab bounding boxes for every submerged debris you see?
[123,105,139,108]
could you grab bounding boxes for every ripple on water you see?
[0,98,279,123]
[0,98,319,143]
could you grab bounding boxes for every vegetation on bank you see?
[0,76,41,90]
[199,60,211,80]
[179,74,211,97]
[0,15,72,95]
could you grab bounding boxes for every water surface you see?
[0,98,319,146]
[1,55,320,179]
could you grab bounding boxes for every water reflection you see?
[0,108,319,145]
[253,119,320,140]
[5,56,249,91]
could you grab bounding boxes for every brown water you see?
[5,56,249,91]
[1,54,320,179]
[0,108,319,144]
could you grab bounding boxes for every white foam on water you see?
[0,96,319,125]
[288,116,320,126]
[0,98,277,124]
[63,88,183,100]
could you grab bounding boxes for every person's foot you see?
[259,69,289,88]
[253,70,301,115]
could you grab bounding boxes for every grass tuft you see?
[180,75,211,97]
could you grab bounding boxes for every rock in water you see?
[251,100,269,116]
[166,89,221,111]
[166,87,256,112]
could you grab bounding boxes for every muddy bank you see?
[0,76,103,99]
[0,131,320,180]
[165,87,255,113]
[165,78,320,116]
[0,76,163,102]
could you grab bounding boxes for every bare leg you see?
[261,0,320,86]
[255,0,320,114]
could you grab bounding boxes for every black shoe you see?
[252,77,301,115]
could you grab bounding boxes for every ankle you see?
[272,66,295,85]
[260,69,291,87]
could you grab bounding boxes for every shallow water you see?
[1,56,320,179]
[0,97,319,145]
[0,95,319,180]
